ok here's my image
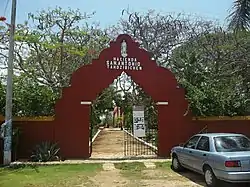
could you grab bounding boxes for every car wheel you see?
[171,155,183,172]
[204,167,217,187]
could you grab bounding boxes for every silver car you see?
[171,133,250,187]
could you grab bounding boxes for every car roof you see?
[195,133,244,138]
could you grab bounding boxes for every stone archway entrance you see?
[54,34,190,159]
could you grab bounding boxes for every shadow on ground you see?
[178,170,250,187]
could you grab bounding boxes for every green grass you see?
[155,161,172,170]
[0,163,102,187]
[115,161,177,185]
[0,161,176,187]
[114,162,146,180]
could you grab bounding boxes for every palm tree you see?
[227,0,250,31]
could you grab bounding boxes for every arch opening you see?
[89,72,158,159]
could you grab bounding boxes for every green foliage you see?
[12,74,58,116]
[13,7,110,90]
[91,86,122,128]
[30,142,60,162]
[0,7,110,117]
[103,112,113,126]
[0,74,58,117]
[170,31,250,116]
[122,89,157,130]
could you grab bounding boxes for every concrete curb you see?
[10,159,171,166]
[89,128,102,147]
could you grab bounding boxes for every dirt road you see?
[90,128,156,159]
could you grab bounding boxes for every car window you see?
[196,136,210,151]
[184,136,200,149]
[214,136,250,152]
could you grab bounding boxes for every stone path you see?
[96,162,204,187]
[102,163,117,171]
[144,162,156,169]
[102,162,157,170]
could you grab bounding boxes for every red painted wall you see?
[155,119,250,149]
[0,120,54,160]
[193,120,250,137]
[0,119,250,160]
[14,121,55,159]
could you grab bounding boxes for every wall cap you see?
[0,115,250,122]
[192,116,250,121]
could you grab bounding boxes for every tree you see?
[12,73,57,116]
[108,10,250,116]
[0,7,110,92]
[0,7,111,117]
[108,10,215,67]
[170,31,250,116]
[1,8,249,118]
[0,24,9,69]
[227,0,250,31]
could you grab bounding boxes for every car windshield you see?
[214,136,250,152]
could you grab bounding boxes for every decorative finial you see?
[121,40,128,58]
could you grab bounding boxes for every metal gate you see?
[123,106,158,157]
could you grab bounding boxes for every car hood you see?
[171,146,183,151]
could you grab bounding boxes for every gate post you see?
[80,101,92,157]
[156,102,171,157]
[54,99,92,159]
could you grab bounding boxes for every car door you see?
[192,136,210,173]
[180,135,201,169]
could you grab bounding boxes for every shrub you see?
[30,141,60,162]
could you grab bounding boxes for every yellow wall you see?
[192,116,250,121]
[0,115,54,122]
[0,115,250,122]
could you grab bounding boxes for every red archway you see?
[54,34,191,159]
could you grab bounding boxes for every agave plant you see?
[30,141,60,162]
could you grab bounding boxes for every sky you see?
[0,0,234,28]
